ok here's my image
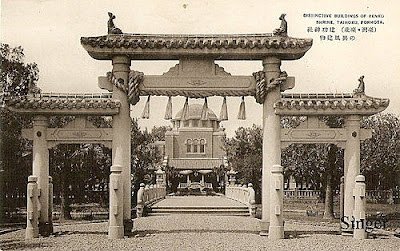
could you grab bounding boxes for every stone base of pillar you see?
[108,226,124,239]
[38,222,52,237]
[268,226,284,240]
[353,229,367,239]
[259,220,269,236]
[123,219,133,235]
[25,227,39,239]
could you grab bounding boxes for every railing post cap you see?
[271,165,283,173]
[111,164,123,172]
[140,183,145,187]
[28,175,38,183]
[48,176,53,182]
[248,183,253,187]
[355,175,365,182]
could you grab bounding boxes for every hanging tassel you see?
[219,96,228,121]
[181,97,189,120]
[201,97,209,120]
[141,95,150,119]
[164,96,173,120]
[237,96,246,120]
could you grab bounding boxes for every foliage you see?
[1,44,39,220]
[224,124,263,203]
[361,113,400,189]
[1,43,40,98]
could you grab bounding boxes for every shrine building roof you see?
[4,93,120,115]
[275,93,390,116]
[80,33,313,60]
[173,104,219,121]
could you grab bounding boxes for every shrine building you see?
[161,103,228,193]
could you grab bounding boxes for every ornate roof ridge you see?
[276,93,390,115]
[80,34,312,54]
[90,33,277,38]
[282,93,354,99]
[4,93,120,115]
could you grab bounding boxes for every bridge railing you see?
[225,183,256,217]
[136,183,166,218]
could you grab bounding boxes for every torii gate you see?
[80,13,388,239]
[80,13,316,239]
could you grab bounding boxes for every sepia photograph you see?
[1,0,399,250]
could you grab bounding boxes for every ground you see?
[1,200,399,250]
[1,215,399,251]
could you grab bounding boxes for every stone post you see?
[248,183,256,217]
[108,165,124,239]
[26,176,39,239]
[260,57,282,235]
[111,55,132,234]
[136,183,145,218]
[156,168,165,188]
[32,115,50,236]
[343,115,361,234]
[48,176,53,235]
[269,165,284,239]
[353,175,367,239]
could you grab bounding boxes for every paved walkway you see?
[151,195,246,208]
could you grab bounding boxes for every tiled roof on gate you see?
[275,93,390,115]
[5,93,121,115]
[81,33,313,50]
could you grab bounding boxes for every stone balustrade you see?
[225,183,256,217]
[136,183,166,218]
[284,189,321,199]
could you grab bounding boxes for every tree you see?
[224,125,263,203]
[0,44,39,221]
[131,120,163,204]
[361,113,400,190]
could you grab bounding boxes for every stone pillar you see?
[260,57,282,235]
[111,55,132,234]
[48,176,53,235]
[343,115,361,234]
[32,115,50,236]
[108,165,124,239]
[187,174,190,184]
[353,175,367,239]
[248,183,256,217]
[269,165,284,239]
[26,176,39,239]
[136,183,145,218]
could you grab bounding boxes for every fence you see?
[225,184,256,217]
[136,183,167,217]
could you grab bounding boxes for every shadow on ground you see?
[0,239,51,250]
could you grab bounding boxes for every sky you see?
[1,0,399,136]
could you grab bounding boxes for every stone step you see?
[148,206,250,216]
[148,212,250,216]
[151,206,248,210]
